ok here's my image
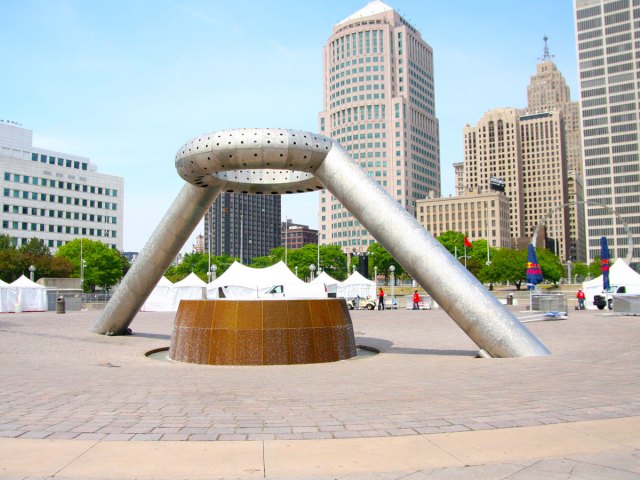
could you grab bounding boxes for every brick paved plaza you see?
[0,305,638,478]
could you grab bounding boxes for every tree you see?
[366,243,404,281]
[482,248,527,288]
[165,253,238,283]
[55,239,127,292]
[588,256,602,279]
[571,261,589,281]
[537,248,564,286]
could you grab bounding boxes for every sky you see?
[1,0,579,253]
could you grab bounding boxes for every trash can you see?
[56,296,65,314]
[506,294,514,305]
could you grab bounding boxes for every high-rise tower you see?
[318,1,440,252]
[574,0,640,268]
[204,193,280,265]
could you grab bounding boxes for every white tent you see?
[311,270,340,296]
[582,259,640,309]
[207,261,302,299]
[0,279,17,313]
[10,275,47,312]
[140,276,175,312]
[337,271,376,299]
[172,272,206,307]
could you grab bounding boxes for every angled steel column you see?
[315,143,550,358]
[92,182,225,335]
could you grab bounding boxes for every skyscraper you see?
[318,1,440,252]
[204,193,280,264]
[574,0,640,268]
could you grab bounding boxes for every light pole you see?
[374,266,378,286]
[81,259,86,292]
[389,265,395,302]
[295,265,298,278]
[566,260,572,285]
[309,263,316,281]
[211,264,217,282]
[28,265,36,282]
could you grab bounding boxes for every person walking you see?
[377,288,385,310]
[576,289,586,310]
[412,290,421,310]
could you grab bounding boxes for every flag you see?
[464,237,472,248]
[600,236,610,291]
[526,244,543,285]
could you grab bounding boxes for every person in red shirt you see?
[413,290,421,310]
[576,289,586,310]
[377,288,385,310]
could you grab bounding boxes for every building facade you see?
[416,191,511,248]
[318,0,440,252]
[204,193,280,264]
[0,122,124,251]
[281,220,318,250]
[453,161,464,196]
[574,0,640,268]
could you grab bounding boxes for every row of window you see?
[31,153,88,171]
[2,220,117,238]
[2,188,118,210]
[4,172,118,197]
[2,203,117,224]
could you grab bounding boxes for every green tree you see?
[166,253,238,283]
[588,256,602,279]
[571,261,589,281]
[537,248,564,286]
[366,243,404,281]
[55,239,127,292]
[482,248,527,289]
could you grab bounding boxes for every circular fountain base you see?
[169,299,357,365]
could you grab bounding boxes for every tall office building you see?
[0,121,124,251]
[574,0,640,268]
[318,1,440,252]
[204,193,280,264]
[523,38,586,261]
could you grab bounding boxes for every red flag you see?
[464,237,472,248]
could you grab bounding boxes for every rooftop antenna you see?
[539,35,554,62]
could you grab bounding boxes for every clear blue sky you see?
[1,0,578,252]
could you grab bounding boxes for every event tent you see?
[10,275,47,312]
[582,258,640,309]
[207,261,302,299]
[140,276,175,312]
[0,279,17,313]
[337,271,376,299]
[311,270,340,296]
[172,272,206,307]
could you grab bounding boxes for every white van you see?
[261,283,328,300]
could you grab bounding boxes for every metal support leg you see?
[92,182,224,335]
[315,144,550,358]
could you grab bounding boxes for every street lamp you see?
[295,266,298,278]
[389,265,395,303]
[309,263,316,281]
[374,266,378,286]
[28,265,36,282]
[210,264,217,282]
[81,259,86,292]
[566,260,572,285]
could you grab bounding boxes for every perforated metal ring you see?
[175,128,332,194]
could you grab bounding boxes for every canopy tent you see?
[207,261,302,299]
[311,270,340,296]
[582,258,640,309]
[172,272,206,307]
[0,278,17,313]
[140,276,175,312]
[337,271,376,299]
[9,275,47,312]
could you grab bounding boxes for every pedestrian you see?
[377,287,385,310]
[576,288,586,310]
[412,290,420,310]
